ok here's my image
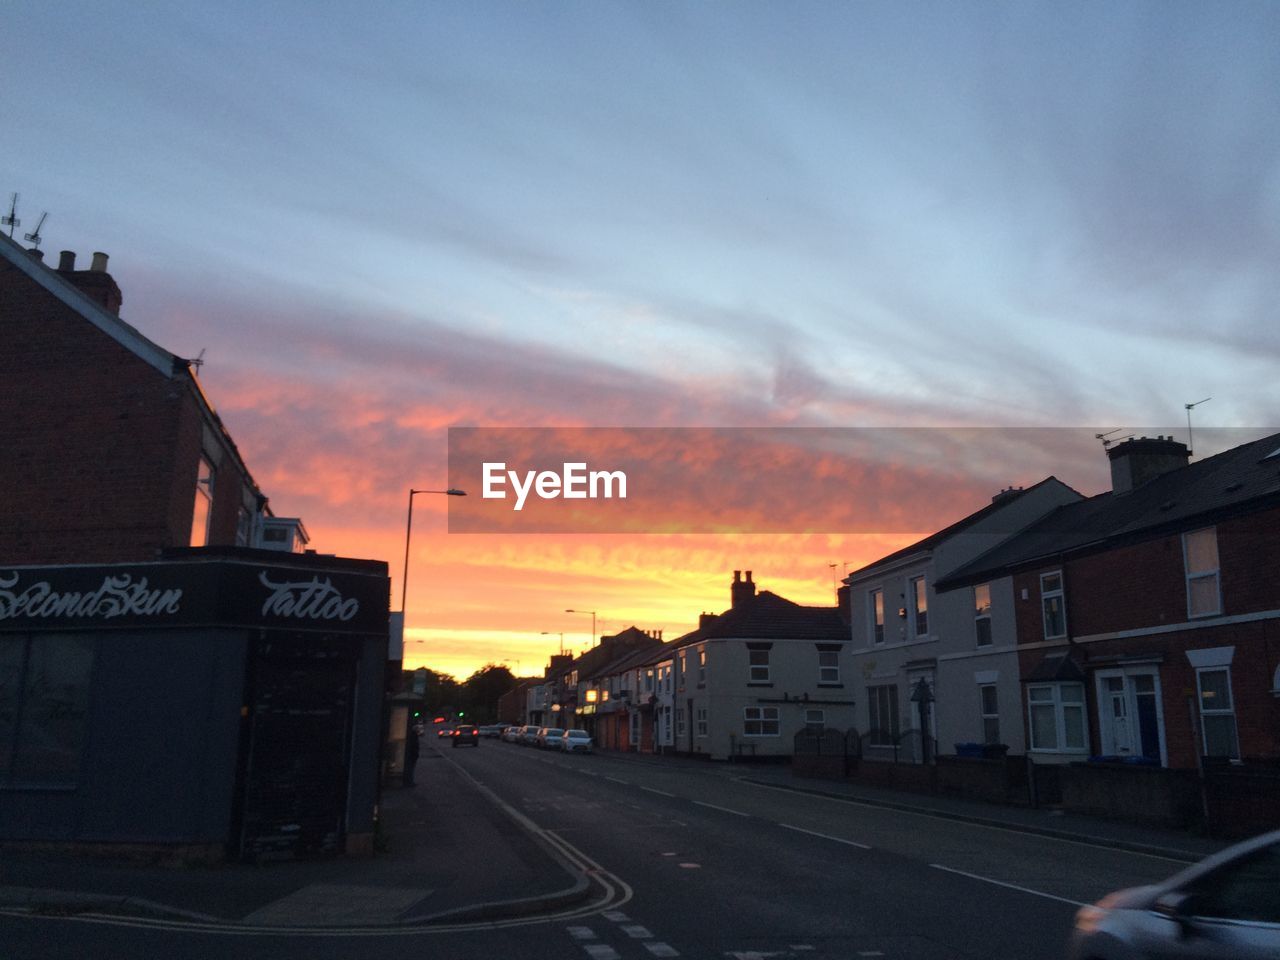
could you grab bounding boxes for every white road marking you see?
[929,863,1085,906]
[604,776,630,785]
[641,786,676,797]
[585,945,621,960]
[645,943,680,957]
[857,952,885,957]
[790,947,816,952]
[661,852,678,857]
[621,924,653,938]
[567,926,597,940]
[778,822,872,850]
[602,910,630,921]
[693,800,750,817]
[678,862,701,869]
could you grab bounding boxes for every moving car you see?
[451,723,480,748]
[435,724,455,739]
[561,729,593,753]
[1067,828,1280,959]
[536,727,565,750]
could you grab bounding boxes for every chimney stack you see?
[53,248,123,315]
[58,250,75,271]
[731,569,756,609]
[90,251,109,273]
[1107,436,1190,494]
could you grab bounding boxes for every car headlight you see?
[1073,904,1108,935]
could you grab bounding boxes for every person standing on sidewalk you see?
[403,724,421,787]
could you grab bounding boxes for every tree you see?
[459,664,517,722]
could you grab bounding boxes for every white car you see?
[537,727,565,750]
[1067,828,1280,959]
[561,729,593,753]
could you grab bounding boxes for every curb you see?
[738,776,1211,863]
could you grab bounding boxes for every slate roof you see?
[936,432,1280,590]
[845,476,1076,578]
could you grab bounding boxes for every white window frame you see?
[909,576,928,637]
[743,706,780,737]
[748,646,770,683]
[804,708,825,731]
[867,684,900,746]
[1027,682,1087,753]
[979,683,1000,745]
[696,707,708,737]
[697,646,706,686]
[190,456,215,547]
[675,707,686,738]
[974,582,993,647]
[1195,666,1239,759]
[1040,571,1067,640]
[870,588,885,645]
[1183,527,1222,618]
[817,647,840,684]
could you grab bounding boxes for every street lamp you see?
[401,487,466,614]
[541,631,565,655]
[564,608,596,646]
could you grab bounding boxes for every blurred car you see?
[1067,828,1280,959]
[451,723,480,748]
[478,724,507,738]
[537,727,565,750]
[501,725,523,743]
[435,724,455,739]
[519,725,543,746]
[561,729,593,753]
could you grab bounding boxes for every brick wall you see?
[0,258,255,563]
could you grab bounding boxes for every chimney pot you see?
[58,250,75,271]
[733,570,741,583]
[90,251,109,273]
[27,248,44,262]
[746,570,753,582]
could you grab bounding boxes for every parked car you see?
[519,725,543,746]
[1067,828,1280,959]
[561,729,593,754]
[537,727,565,750]
[477,724,506,738]
[502,725,523,743]
[451,723,480,748]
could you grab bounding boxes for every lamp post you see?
[541,631,565,655]
[564,608,596,647]
[401,487,466,614]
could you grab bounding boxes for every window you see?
[235,505,253,547]
[190,456,215,547]
[678,650,687,686]
[1184,528,1221,618]
[817,646,840,684]
[1040,572,1066,639]
[804,709,825,732]
[675,708,686,737]
[743,706,779,737]
[870,589,885,644]
[1196,668,1239,758]
[974,583,992,646]
[1027,682,1086,752]
[979,684,1000,744]
[867,684,900,746]
[748,644,771,683]
[909,576,928,636]
[1182,842,1280,924]
[644,669,653,693]
[697,646,706,685]
[0,635,95,785]
[696,707,708,737]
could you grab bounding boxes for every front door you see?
[1096,669,1164,763]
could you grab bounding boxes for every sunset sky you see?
[7,3,1278,679]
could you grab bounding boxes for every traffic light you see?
[457,711,465,718]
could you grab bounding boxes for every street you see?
[0,741,1190,959]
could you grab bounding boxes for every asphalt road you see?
[0,741,1188,959]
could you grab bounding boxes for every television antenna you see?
[1,194,18,239]
[1184,397,1211,456]
[1094,428,1132,450]
[24,211,48,249]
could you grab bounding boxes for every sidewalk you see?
[0,745,587,929]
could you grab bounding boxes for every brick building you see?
[0,238,269,562]
[0,233,389,859]
[939,434,1280,771]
